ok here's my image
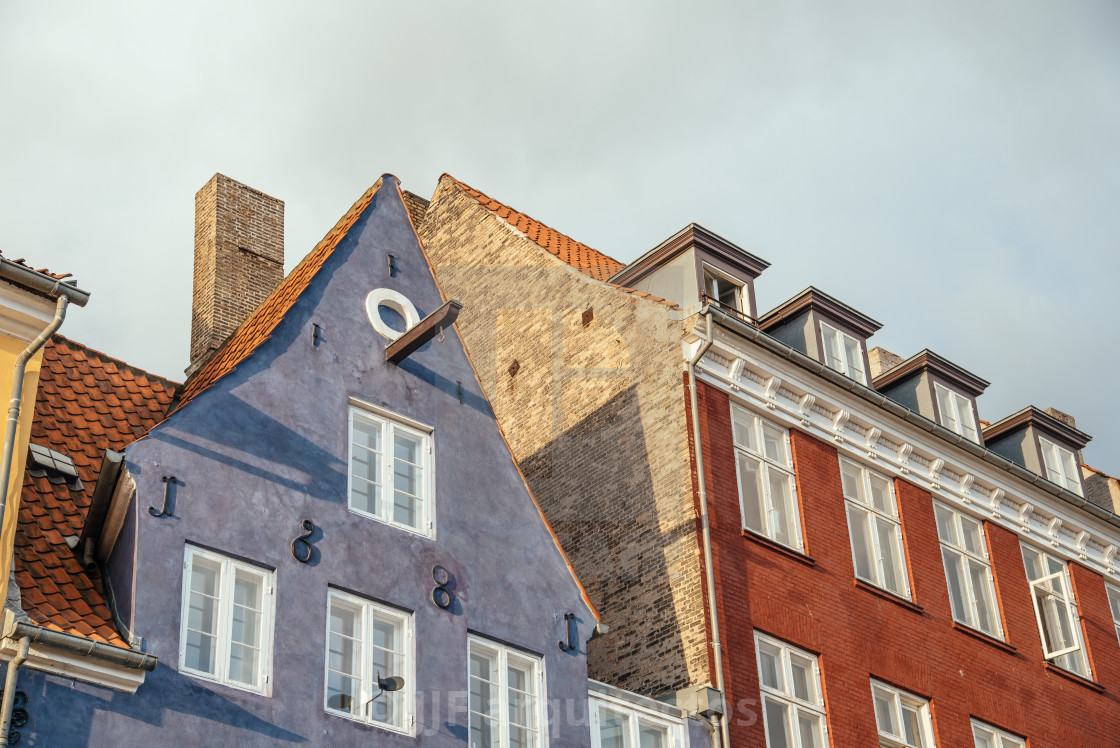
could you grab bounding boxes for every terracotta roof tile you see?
[440,175,626,282]
[15,336,178,648]
[176,178,388,411]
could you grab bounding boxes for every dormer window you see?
[820,322,866,384]
[703,267,744,313]
[934,383,979,443]
[1039,437,1082,496]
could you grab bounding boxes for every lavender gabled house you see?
[14,174,601,745]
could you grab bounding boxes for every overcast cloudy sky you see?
[2,2,1118,471]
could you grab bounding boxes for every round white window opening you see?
[365,288,420,342]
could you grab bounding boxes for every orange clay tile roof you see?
[441,175,627,282]
[177,178,386,411]
[17,336,178,646]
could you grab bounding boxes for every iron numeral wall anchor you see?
[291,520,316,563]
[148,476,177,518]
[558,612,576,652]
[432,566,452,609]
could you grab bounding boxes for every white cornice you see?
[0,280,56,343]
[691,330,1120,577]
[0,637,148,693]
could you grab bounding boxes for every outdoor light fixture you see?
[326,672,405,715]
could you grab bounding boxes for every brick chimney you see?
[867,346,904,380]
[187,174,284,378]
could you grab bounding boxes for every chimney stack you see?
[867,346,904,380]
[187,174,284,378]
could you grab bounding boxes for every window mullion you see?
[217,558,232,683]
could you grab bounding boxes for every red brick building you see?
[416,177,1120,747]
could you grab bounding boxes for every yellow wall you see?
[0,337,45,590]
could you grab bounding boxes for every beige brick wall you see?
[419,179,710,697]
[190,174,284,375]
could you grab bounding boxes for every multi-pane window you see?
[934,384,979,443]
[732,405,802,550]
[349,405,432,535]
[704,267,744,313]
[325,591,412,733]
[871,681,935,748]
[1039,437,1082,496]
[180,546,273,693]
[1106,584,1120,646]
[934,503,1002,639]
[755,633,827,748]
[820,322,866,384]
[971,720,1025,748]
[841,458,909,598]
[1021,543,1091,677]
[469,637,543,748]
[590,697,682,748]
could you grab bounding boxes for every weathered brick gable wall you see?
[696,380,1120,746]
[419,180,710,696]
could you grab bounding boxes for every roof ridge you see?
[438,174,626,282]
[175,177,387,411]
[51,334,181,389]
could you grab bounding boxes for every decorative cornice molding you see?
[871,348,989,397]
[696,332,1120,577]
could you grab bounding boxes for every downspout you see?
[687,310,729,748]
[0,636,28,747]
[0,294,69,551]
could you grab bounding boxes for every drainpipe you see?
[0,294,68,560]
[687,310,729,748]
[0,636,28,747]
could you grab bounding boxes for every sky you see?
[1,1,1118,472]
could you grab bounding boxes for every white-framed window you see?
[934,503,1002,639]
[704,265,745,313]
[179,545,274,693]
[820,322,866,384]
[1038,437,1082,496]
[971,720,1025,748]
[324,590,414,734]
[590,695,684,748]
[934,384,979,443]
[732,405,802,550]
[1105,584,1120,646]
[1021,543,1091,677]
[348,402,433,535]
[840,457,909,598]
[469,637,545,748]
[756,632,827,748]
[871,680,936,748]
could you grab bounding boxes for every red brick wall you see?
[694,380,1120,746]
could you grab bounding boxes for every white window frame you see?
[971,719,1026,748]
[840,457,911,599]
[703,264,745,313]
[933,502,1003,639]
[933,383,979,444]
[819,321,867,384]
[871,680,936,748]
[324,589,415,734]
[732,404,803,551]
[179,545,274,694]
[468,636,547,748]
[1105,583,1120,647]
[755,632,828,748]
[589,693,685,748]
[348,400,434,537]
[1021,542,1091,677]
[1038,436,1082,496]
